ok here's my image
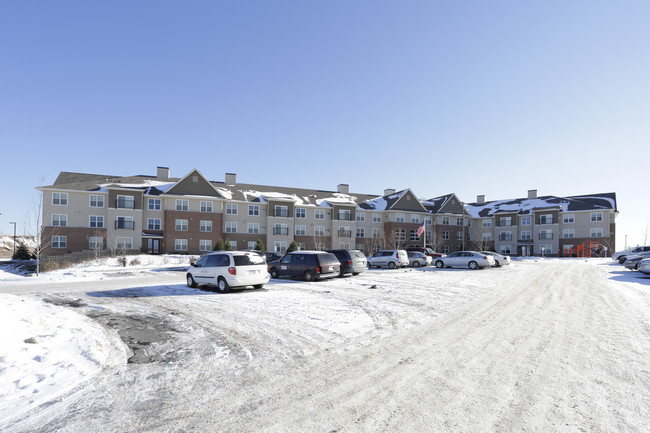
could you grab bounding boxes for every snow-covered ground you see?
[1,256,649,432]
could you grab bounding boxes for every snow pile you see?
[0,293,127,424]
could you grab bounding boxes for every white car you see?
[186,251,270,292]
[638,258,650,274]
[481,251,511,267]
[407,251,432,267]
[367,250,409,269]
[613,246,650,264]
[434,251,495,269]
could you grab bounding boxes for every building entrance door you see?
[147,239,161,254]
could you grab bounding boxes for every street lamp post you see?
[9,222,16,256]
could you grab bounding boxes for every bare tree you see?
[23,181,45,275]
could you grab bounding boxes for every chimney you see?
[337,184,349,194]
[477,194,485,204]
[384,188,396,196]
[528,189,538,199]
[225,173,237,186]
[157,166,170,180]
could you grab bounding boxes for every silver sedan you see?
[434,251,495,269]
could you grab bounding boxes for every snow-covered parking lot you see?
[1,257,649,432]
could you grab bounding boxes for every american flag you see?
[416,220,425,237]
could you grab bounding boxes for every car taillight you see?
[395,253,399,258]
[228,267,237,275]
[347,260,352,265]
[316,266,321,274]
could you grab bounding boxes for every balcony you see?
[116,198,135,209]
[273,227,289,235]
[499,234,513,241]
[539,233,554,240]
[115,220,134,230]
[338,229,352,237]
[273,210,289,218]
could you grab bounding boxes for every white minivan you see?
[186,251,269,292]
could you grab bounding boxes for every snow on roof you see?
[465,194,617,218]
[214,187,232,200]
[316,193,358,206]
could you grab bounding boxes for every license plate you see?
[328,266,333,271]
[249,270,258,274]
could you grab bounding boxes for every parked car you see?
[407,251,432,267]
[367,250,409,269]
[433,251,495,269]
[268,251,341,281]
[266,252,283,263]
[326,249,368,276]
[406,247,444,258]
[638,258,650,274]
[623,251,650,270]
[186,251,269,292]
[613,246,650,264]
[480,251,511,267]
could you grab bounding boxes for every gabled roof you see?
[421,193,466,214]
[465,193,618,218]
[359,188,427,212]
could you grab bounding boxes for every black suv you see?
[268,251,341,281]
[326,249,367,277]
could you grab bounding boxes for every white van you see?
[367,250,409,269]
[186,251,269,292]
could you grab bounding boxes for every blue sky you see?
[1,1,648,249]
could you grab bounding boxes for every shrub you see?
[130,257,141,266]
[12,243,32,260]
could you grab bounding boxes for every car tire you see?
[494,260,500,267]
[435,260,444,268]
[304,270,315,282]
[413,261,420,267]
[217,277,230,293]
[186,274,197,288]
[388,261,396,269]
[253,284,264,289]
[468,261,478,270]
[352,272,360,276]
[338,269,345,278]
[270,268,280,279]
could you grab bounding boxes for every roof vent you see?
[337,184,349,194]
[157,166,170,179]
[477,194,485,204]
[225,173,236,186]
[528,189,538,199]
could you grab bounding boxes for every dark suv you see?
[268,251,341,281]
[326,249,367,277]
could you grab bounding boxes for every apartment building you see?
[37,168,617,258]
[466,189,617,257]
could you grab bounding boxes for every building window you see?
[372,213,381,223]
[116,216,134,230]
[499,231,512,241]
[175,219,188,231]
[591,212,603,222]
[442,216,450,225]
[200,220,212,232]
[274,205,288,218]
[89,215,104,228]
[116,237,133,250]
[248,223,259,234]
[410,230,419,241]
[425,216,432,224]
[53,192,68,206]
[339,227,352,237]
[338,209,351,221]
[90,195,104,208]
[89,237,103,250]
[225,222,237,233]
[339,243,350,249]
[563,229,575,238]
[500,217,512,227]
[500,245,512,254]
[51,235,67,248]
[200,201,213,213]
[226,203,238,215]
[199,240,212,251]
[411,214,420,224]
[175,239,188,251]
[148,218,161,230]
[176,199,189,211]
[315,209,325,220]
[295,208,306,218]
[520,231,532,240]
[456,231,463,240]
[273,224,288,235]
[520,216,531,226]
[228,241,237,250]
[442,231,450,240]
[482,220,492,228]
[356,228,365,238]
[274,241,288,252]
[394,229,406,243]
[356,212,365,222]
[540,245,552,255]
[539,229,553,240]
[372,228,381,238]
[396,213,405,223]
[539,214,553,225]
[116,195,134,209]
[456,217,463,226]
[52,214,68,227]
[482,232,492,241]
[441,245,449,254]
[148,198,161,210]
[247,241,257,250]
[563,214,575,223]
[591,227,604,237]
[249,205,260,216]
[295,225,306,236]
[315,226,325,236]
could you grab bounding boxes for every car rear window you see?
[352,251,365,259]
[319,253,339,265]
[234,254,265,266]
